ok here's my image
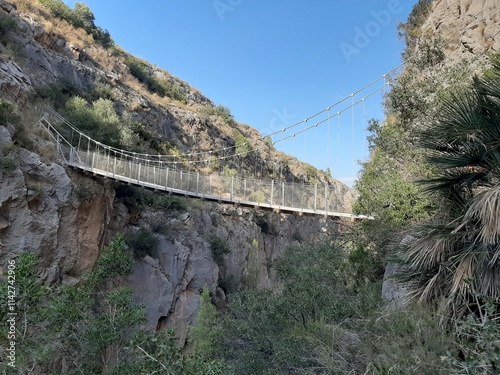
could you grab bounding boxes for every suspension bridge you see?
[37,94,384,219]
[9,0,493,220]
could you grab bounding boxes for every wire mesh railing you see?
[37,105,365,218]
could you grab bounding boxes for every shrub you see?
[232,130,251,154]
[202,105,236,126]
[64,96,123,147]
[74,184,93,203]
[127,228,158,259]
[38,0,114,48]
[207,235,230,266]
[156,195,187,211]
[36,81,85,109]
[125,55,186,102]
[0,12,17,41]
[0,100,20,126]
[0,153,16,173]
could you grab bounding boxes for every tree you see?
[397,59,500,317]
[73,2,95,30]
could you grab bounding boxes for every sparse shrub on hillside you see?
[125,55,186,103]
[0,146,17,174]
[74,184,93,203]
[0,12,17,41]
[202,105,236,126]
[398,0,434,54]
[38,0,114,48]
[114,185,187,217]
[232,129,251,154]
[0,100,20,126]
[93,82,114,100]
[64,96,123,147]
[36,81,86,108]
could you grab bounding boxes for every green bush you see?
[202,105,236,126]
[36,81,85,108]
[38,0,114,47]
[74,184,93,203]
[0,12,17,40]
[64,96,122,147]
[0,100,20,126]
[0,235,228,374]
[233,130,251,154]
[207,235,230,266]
[125,55,186,102]
[127,228,158,259]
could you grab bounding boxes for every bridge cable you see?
[37,3,500,170]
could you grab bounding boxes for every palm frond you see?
[449,253,475,297]
[463,184,500,244]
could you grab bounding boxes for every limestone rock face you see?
[0,126,114,284]
[0,58,32,106]
[422,0,500,59]
[125,201,340,344]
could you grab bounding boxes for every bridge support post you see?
[270,180,274,206]
[166,167,169,189]
[113,155,117,178]
[324,184,328,213]
[230,176,234,201]
[91,152,95,172]
[314,184,317,211]
[196,172,200,195]
[137,163,141,183]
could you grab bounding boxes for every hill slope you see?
[0,0,355,209]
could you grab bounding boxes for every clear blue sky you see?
[64,0,417,186]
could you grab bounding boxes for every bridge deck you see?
[73,162,368,219]
[37,111,373,220]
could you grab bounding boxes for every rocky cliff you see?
[0,0,351,344]
[422,0,500,59]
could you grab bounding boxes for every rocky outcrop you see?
[0,57,32,106]
[423,0,500,59]
[123,200,341,344]
[0,126,114,284]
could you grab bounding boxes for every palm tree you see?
[396,58,500,318]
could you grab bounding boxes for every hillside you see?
[0,0,354,204]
